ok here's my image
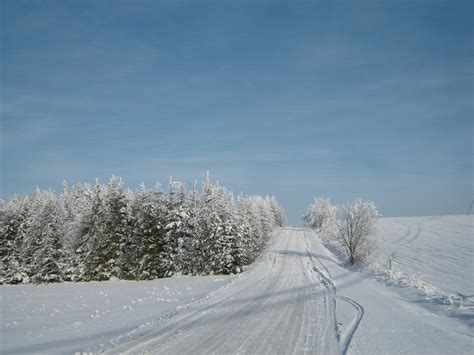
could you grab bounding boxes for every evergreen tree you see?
[160,179,190,276]
[23,191,63,283]
[89,176,133,280]
[133,183,163,279]
[81,181,108,280]
[0,196,29,284]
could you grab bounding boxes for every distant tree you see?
[303,197,337,230]
[270,196,285,227]
[303,197,338,242]
[335,199,379,265]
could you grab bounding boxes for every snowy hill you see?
[374,215,473,297]
[368,215,474,328]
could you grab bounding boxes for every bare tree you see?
[335,199,379,265]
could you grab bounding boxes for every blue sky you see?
[1,0,472,224]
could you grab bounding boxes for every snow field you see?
[1,275,237,354]
[370,215,474,324]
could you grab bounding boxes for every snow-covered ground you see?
[1,274,240,354]
[369,215,474,327]
[374,215,473,296]
[1,224,473,354]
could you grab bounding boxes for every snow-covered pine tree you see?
[114,181,136,280]
[81,180,108,280]
[101,176,133,280]
[32,193,64,283]
[208,184,231,274]
[66,182,94,280]
[132,182,164,279]
[218,188,245,274]
[235,196,257,266]
[23,190,64,283]
[83,176,133,280]
[0,196,30,284]
[246,196,266,255]
[179,181,198,275]
[194,180,239,274]
[58,180,78,281]
[270,196,284,228]
[20,187,45,280]
[160,178,191,276]
[193,175,215,274]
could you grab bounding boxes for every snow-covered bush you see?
[0,175,284,284]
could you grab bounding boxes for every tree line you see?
[0,175,284,284]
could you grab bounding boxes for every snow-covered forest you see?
[0,176,284,284]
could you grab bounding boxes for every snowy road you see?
[102,228,342,354]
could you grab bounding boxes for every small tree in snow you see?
[335,199,379,265]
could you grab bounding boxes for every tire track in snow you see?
[336,296,364,355]
[302,229,365,355]
[302,230,341,354]
[404,226,421,245]
[392,226,413,244]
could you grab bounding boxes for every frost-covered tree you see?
[0,196,29,284]
[58,181,81,281]
[81,181,108,280]
[192,178,237,274]
[303,197,337,230]
[208,187,241,274]
[303,197,338,242]
[335,199,379,265]
[1,174,284,284]
[192,176,216,274]
[270,196,285,228]
[235,197,258,265]
[22,191,64,283]
[31,195,64,283]
[177,181,198,275]
[132,183,164,279]
[91,176,133,280]
[160,179,188,276]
